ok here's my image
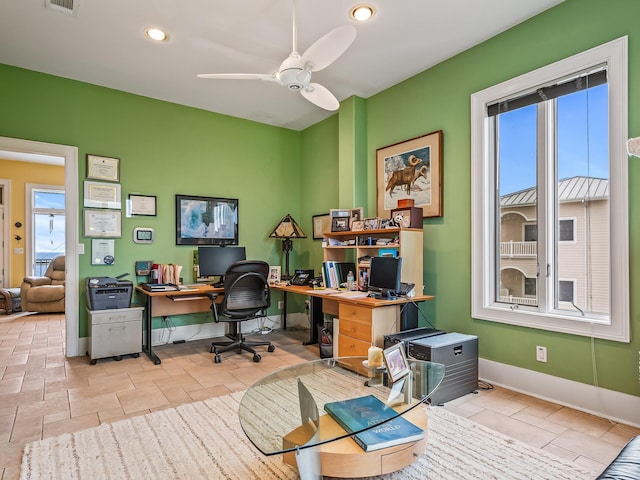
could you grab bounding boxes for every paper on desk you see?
[331,291,369,299]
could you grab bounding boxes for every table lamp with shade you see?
[269,214,306,280]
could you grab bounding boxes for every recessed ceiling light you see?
[350,5,375,22]
[145,27,169,42]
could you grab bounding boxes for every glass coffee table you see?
[239,357,445,479]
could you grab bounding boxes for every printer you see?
[86,275,133,310]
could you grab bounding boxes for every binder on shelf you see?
[324,395,424,452]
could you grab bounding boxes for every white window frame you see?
[471,36,629,342]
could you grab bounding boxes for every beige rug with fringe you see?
[20,390,596,480]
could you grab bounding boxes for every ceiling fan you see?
[197,1,357,111]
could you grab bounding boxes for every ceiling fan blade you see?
[197,73,277,82]
[301,82,339,111]
[301,25,356,72]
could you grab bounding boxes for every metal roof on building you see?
[501,176,609,207]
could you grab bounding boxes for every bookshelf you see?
[322,228,423,294]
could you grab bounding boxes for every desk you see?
[239,357,445,478]
[271,284,434,354]
[135,284,222,365]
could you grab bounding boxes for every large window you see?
[471,37,629,341]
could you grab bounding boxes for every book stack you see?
[324,395,424,452]
[321,261,356,289]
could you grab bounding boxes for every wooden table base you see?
[282,407,427,478]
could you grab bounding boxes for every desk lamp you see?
[269,214,306,280]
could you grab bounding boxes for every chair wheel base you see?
[214,355,221,363]
[253,354,261,362]
[267,345,275,352]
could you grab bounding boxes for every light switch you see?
[14,248,24,254]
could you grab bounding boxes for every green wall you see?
[361,0,639,396]
[1,0,638,398]
[0,64,301,334]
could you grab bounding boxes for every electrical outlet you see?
[536,345,547,363]
[278,300,284,310]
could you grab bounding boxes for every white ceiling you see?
[0,0,564,131]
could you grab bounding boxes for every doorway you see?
[0,136,80,356]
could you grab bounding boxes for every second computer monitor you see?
[367,256,402,298]
[198,246,246,279]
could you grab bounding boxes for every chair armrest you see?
[22,277,53,287]
[207,293,220,322]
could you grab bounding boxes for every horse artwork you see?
[376,130,443,219]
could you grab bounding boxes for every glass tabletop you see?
[238,357,445,455]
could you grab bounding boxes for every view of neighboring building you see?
[498,176,609,315]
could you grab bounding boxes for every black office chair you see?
[209,260,275,363]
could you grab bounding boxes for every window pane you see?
[496,105,538,307]
[555,84,609,315]
[33,213,65,275]
[524,277,537,296]
[524,224,537,242]
[34,191,65,210]
[558,219,574,241]
[558,280,574,302]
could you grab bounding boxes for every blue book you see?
[324,395,424,452]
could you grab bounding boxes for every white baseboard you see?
[480,358,640,428]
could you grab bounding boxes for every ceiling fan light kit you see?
[198,1,356,112]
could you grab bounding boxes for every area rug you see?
[20,391,596,480]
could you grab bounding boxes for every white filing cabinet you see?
[87,306,143,365]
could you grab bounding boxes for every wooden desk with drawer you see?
[271,284,434,356]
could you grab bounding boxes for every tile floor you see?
[0,312,637,479]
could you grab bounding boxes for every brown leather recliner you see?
[20,256,65,313]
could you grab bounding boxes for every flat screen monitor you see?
[367,256,402,298]
[197,246,246,280]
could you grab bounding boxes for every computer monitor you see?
[367,256,402,299]
[197,246,246,283]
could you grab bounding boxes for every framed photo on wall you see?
[175,195,238,245]
[377,130,443,219]
[83,181,121,209]
[128,194,157,216]
[86,154,120,182]
[312,213,331,240]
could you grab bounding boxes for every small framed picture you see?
[268,265,281,284]
[128,194,157,216]
[330,208,350,220]
[350,208,364,226]
[86,154,120,182]
[313,213,331,240]
[331,217,350,232]
[83,181,121,209]
[383,343,410,384]
[363,217,380,230]
[351,220,364,231]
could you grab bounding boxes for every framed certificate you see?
[83,209,122,237]
[128,194,157,216]
[86,154,120,182]
[91,239,115,265]
[84,181,121,209]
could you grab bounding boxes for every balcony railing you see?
[34,258,53,276]
[500,241,537,258]
[499,295,538,306]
